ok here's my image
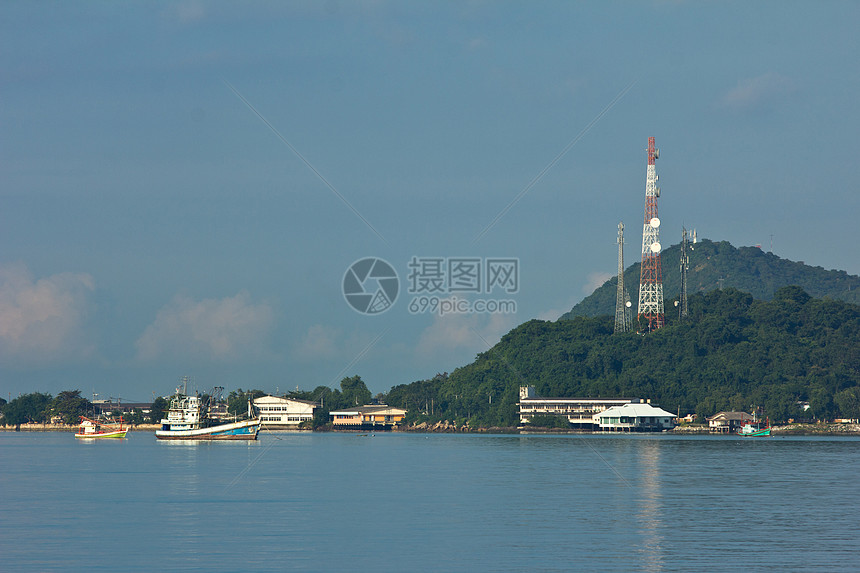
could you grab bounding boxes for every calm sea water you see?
[1,431,858,572]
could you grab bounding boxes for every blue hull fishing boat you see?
[155,379,261,441]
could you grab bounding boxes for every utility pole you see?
[614,222,633,333]
[679,226,689,320]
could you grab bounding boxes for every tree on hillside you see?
[834,387,860,420]
[386,374,448,418]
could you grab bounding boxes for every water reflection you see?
[163,441,201,493]
[636,439,664,572]
[160,441,205,567]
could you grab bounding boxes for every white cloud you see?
[468,36,488,50]
[135,291,274,362]
[291,324,379,367]
[720,72,794,111]
[0,263,96,364]
[415,311,517,358]
[536,293,583,321]
[294,324,342,360]
[583,271,613,295]
[162,0,206,24]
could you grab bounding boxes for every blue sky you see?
[2,1,859,401]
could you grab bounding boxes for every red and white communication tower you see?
[637,137,664,331]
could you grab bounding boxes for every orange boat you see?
[74,416,129,439]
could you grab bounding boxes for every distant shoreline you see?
[0,423,161,432]
[3,422,860,436]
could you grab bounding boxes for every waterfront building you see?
[92,400,151,417]
[518,385,635,428]
[706,411,754,433]
[592,403,675,432]
[253,395,319,428]
[329,405,407,429]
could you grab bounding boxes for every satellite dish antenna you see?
[650,217,660,228]
[655,149,659,159]
[674,301,679,307]
[650,242,662,254]
[625,301,632,308]
[655,187,661,197]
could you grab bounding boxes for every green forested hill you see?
[385,286,860,426]
[560,239,860,320]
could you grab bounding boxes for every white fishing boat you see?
[75,416,129,439]
[155,379,261,441]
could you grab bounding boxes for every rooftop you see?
[595,403,675,418]
[329,405,406,415]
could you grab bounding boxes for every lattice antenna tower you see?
[614,222,632,333]
[679,226,689,320]
[637,137,664,331]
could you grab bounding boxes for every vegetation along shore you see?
[3,242,860,432]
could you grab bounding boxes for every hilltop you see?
[560,238,860,320]
[385,286,860,426]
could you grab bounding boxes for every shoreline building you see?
[706,411,754,433]
[593,402,675,432]
[253,395,319,428]
[92,399,152,417]
[518,386,634,429]
[329,405,407,429]
[518,386,672,432]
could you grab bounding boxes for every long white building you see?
[518,386,634,428]
[253,395,319,428]
[518,386,673,431]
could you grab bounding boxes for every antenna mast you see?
[637,137,664,331]
[614,222,632,333]
[679,227,689,320]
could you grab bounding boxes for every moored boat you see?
[738,416,771,437]
[75,416,129,439]
[155,381,260,441]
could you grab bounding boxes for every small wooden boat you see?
[75,416,129,439]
